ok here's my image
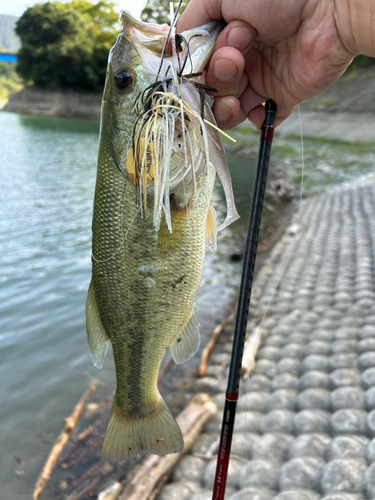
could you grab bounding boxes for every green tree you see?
[141,0,189,25]
[15,0,119,92]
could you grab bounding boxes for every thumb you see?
[178,0,223,31]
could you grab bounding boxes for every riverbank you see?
[2,85,101,120]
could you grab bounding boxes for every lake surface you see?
[0,111,256,498]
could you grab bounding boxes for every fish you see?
[86,7,239,459]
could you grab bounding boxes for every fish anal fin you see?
[206,201,217,252]
[86,280,110,369]
[101,394,183,459]
[170,305,200,364]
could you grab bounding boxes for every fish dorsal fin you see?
[86,280,110,369]
[206,201,217,252]
[170,305,200,364]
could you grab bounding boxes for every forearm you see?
[334,0,375,57]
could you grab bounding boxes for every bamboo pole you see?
[119,393,217,500]
[33,381,98,500]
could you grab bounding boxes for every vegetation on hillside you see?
[0,62,22,100]
[350,55,375,69]
[15,0,119,92]
[141,0,189,25]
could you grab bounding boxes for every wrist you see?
[334,0,375,57]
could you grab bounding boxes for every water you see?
[0,112,256,498]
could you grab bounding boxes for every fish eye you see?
[114,69,134,91]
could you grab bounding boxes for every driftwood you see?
[199,311,235,377]
[33,381,98,500]
[241,327,267,378]
[59,459,120,500]
[119,393,217,500]
[63,461,114,500]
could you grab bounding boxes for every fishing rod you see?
[212,99,277,500]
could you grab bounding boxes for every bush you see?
[0,62,22,99]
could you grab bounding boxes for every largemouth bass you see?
[86,8,239,459]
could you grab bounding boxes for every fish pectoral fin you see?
[170,305,200,364]
[86,280,110,369]
[206,201,217,252]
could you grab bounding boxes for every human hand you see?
[178,0,356,129]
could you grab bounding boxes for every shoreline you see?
[2,85,102,121]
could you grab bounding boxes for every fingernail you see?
[248,118,261,130]
[227,27,253,52]
[213,59,239,82]
[214,102,233,123]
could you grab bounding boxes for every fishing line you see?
[249,104,305,344]
[91,207,141,264]
[242,104,305,499]
[155,0,183,82]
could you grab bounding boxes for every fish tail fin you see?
[101,394,184,459]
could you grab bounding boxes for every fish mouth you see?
[118,11,239,234]
[121,10,171,57]
[120,10,222,76]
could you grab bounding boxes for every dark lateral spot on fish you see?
[129,447,131,452]
[177,338,181,343]
[157,301,171,307]
[175,275,185,284]
[171,283,176,289]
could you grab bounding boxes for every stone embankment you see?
[277,110,375,143]
[3,85,101,120]
[157,173,375,500]
[277,66,375,143]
